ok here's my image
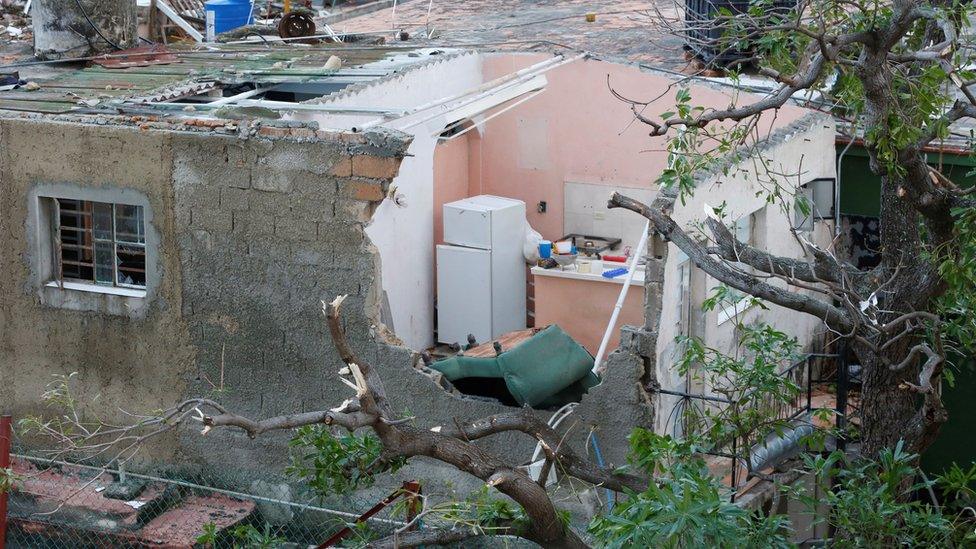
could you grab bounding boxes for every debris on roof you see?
[0,42,459,121]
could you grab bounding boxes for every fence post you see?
[806,355,813,413]
[404,482,422,532]
[836,340,850,452]
[1,414,12,549]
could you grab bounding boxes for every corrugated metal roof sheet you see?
[0,42,456,117]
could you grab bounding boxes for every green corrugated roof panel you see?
[0,99,76,113]
[0,43,424,115]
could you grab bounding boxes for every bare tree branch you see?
[704,215,851,283]
[437,410,648,493]
[609,191,854,332]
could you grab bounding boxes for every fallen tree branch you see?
[608,191,854,332]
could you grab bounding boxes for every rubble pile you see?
[0,0,29,42]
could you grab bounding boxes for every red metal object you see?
[1,414,12,549]
[92,46,180,69]
[317,481,421,548]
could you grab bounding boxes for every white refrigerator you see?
[437,195,527,345]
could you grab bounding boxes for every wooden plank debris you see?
[155,0,205,43]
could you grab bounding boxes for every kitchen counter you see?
[530,262,645,284]
[531,260,646,355]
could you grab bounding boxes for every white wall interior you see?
[563,181,655,251]
[294,51,486,350]
[652,115,838,435]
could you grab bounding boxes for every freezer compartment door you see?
[443,202,492,249]
[437,245,492,345]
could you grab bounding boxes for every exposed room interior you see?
[0,35,830,413]
[297,50,831,410]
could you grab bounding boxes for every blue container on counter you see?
[205,0,253,39]
[539,240,552,259]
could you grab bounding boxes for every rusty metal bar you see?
[1,414,12,549]
[53,199,63,290]
[317,481,421,548]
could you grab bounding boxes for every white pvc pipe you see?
[151,98,405,115]
[431,88,545,140]
[155,0,204,43]
[205,85,269,108]
[529,402,578,464]
[593,220,651,375]
[397,54,583,132]
[234,99,406,114]
[358,53,585,130]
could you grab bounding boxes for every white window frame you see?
[794,177,836,231]
[717,210,760,326]
[27,185,157,318]
[49,198,148,295]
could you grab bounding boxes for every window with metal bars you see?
[53,199,147,289]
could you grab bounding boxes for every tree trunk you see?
[32,0,138,59]
[856,345,920,458]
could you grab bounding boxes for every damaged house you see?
[0,19,839,543]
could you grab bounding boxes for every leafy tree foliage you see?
[589,432,793,548]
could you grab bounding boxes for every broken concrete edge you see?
[0,109,412,208]
[0,109,407,153]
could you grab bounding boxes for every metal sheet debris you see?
[93,46,181,69]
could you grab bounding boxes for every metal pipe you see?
[836,340,850,451]
[432,88,545,140]
[651,387,734,405]
[593,220,650,374]
[806,356,813,413]
[223,31,382,45]
[360,53,585,131]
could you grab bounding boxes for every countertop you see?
[531,261,646,285]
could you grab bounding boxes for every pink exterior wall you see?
[428,53,815,356]
[432,133,471,247]
[533,275,644,354]
[475,54,808,241]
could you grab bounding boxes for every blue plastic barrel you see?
[204,0,253,37]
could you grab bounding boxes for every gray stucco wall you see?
[0,115,656,501]
[0,117,192,461]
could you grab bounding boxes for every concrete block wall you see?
[166,128,412,472]
[0,114,657,496]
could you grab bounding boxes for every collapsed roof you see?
[0,42,464,120]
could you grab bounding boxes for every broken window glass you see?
[115,204,145,244]
[92,202,113,240]
[116,244,146,286]
[93,241,114,285]
[54,198,147,289]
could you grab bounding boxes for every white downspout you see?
[593,220,651,375]
[359,53,586,131]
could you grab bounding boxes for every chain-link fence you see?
[3,448,413,548]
